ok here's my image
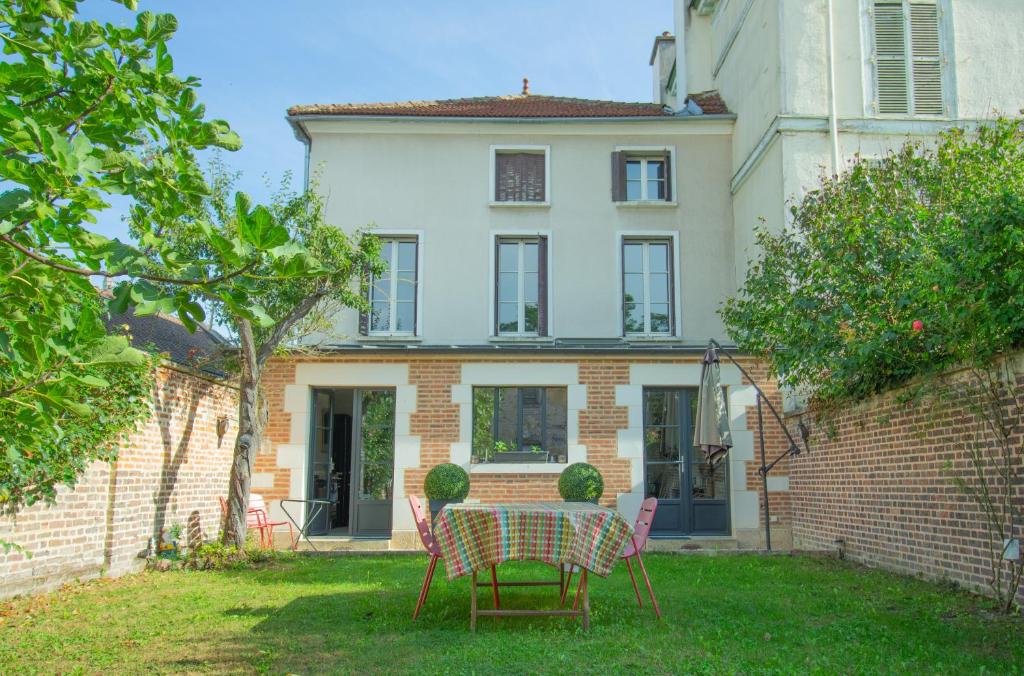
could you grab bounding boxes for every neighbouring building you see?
[259,0,1023,553]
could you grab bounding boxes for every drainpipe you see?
[673,0,688,112]
[825,0,840,175]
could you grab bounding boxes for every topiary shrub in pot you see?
[558,462,604,503]
[423,463,471,522]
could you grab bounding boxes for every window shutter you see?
[909,2,943,115]
[663,155,673,202]
[358,270,370,336]
[873,2,909,114]
[495,153,545,202]
[611,151,626,201]
[493,237,500,335]
[411,238,419,335]
[537,236,548,337]
[667,240,676,335]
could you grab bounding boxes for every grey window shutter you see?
[411,238,419,335]
[663,155,673,202]
[493,237,501,335]
[537,236,548,337]
[909,2,943,115]
[495,153,545,202]
[873,2,909,114]
[611,151,627,201]
[667,239,676,335]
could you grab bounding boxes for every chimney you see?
[673,0,688,112]
[649,31,676,106]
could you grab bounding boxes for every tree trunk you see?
[222,320,261,548]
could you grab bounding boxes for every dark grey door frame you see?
[350,388,396,536]
[642,387,730,536]
[307,388,334,536]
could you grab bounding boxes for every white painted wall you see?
[302,118,736,345]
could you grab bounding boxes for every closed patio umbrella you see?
[694,343,733,466]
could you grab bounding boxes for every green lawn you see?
[1,553,1021,674]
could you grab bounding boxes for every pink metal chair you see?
[409,495,500,620]
[569,497,662,619]
[219,494,295,550]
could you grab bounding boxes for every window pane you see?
[650,272,669,303]
[379,241,393,269]
[499,242,518,271]
[498,272,518,303]
[521,388,543,450]
[645,390,680,427]
[623,243,643,273]
[545,388,567,455]
[524,303,538,332]
[626,160,642,180]
[647,179,665,200]
[649,243,668,273]
[624,273,644,304]
[645,427,680,461]
[524,272,538,303]
[646,463,681,500]
[691,461,726,500]
[495,388,518,449]
[371,301,390,331]
[624,302,644,333]
[650,304,671,333]
[524,242,538,273]
[647,160,665,180]
[396,277,415,302]
[395,302,414,332]
[498,303,519,333]
[397,241,416,272]
[371,277,390,302]
[626,180,642,201]
[472,388,495,461]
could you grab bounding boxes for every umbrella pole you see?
[756,394,772,552]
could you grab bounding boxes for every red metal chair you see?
[569,497,662,619]
[408,495,500,620]
[218,494,295,549]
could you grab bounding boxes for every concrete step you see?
[645,537,742,553]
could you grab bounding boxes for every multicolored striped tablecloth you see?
[434,502,634,581]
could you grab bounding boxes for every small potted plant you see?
[558,463,604,503]
[424,463,471,522]
[492,440,537,463]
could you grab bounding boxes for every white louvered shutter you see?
[909,2,944,115]
[873,2,909,114]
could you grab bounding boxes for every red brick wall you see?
[788,364,1024,603]
[0,366,238,599]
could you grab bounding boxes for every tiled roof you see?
[104,307,228,377]
[287,91,729,119]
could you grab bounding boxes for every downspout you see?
[288,116,312,192]
[825,0,840,175]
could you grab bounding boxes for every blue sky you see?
[82,0,673,241]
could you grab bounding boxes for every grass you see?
[1,553,1021,674]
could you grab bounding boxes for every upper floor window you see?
[361,236,418,336]
[491,146,549,204]
[495,236,548,336]
[622,238,674,336]
[869,0,946,116]
[612,149,674,203]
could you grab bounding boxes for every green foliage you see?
[181,539,283,571]
[558,462,604,502]
[721,118,1024,408]
[423,463,470,501]
[359,390,395,500]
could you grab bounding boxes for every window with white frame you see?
[491,146,549,203]
[622,238,674,335]
[870,0,946,116]
[495,236,547,336]
[611,150,673,202]
[363,237,417,335]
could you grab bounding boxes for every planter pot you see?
[428,498,463,523]
[493,451,545,463]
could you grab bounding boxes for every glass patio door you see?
[308,389,334,536]
[643,388,730,535]
[351,389,396,535]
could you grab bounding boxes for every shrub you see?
[721,118,1024,409]
[558,463,604,502]
[423,463,470,500]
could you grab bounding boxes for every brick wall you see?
[262,353,790,540]
[788,360,1024,603]
[0,365,238,600]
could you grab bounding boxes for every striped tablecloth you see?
[434,502,634,581]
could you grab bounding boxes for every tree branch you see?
[255,289,328,366]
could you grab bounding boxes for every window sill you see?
[358,335,422,344]
[489,201,551,208]
[626,334,680,343]
[615,201,678,208]
[469,462,566,475]
[488,335,554,343]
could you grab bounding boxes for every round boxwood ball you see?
[423,463,470,501]
[558,463,604,502]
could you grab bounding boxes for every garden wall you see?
[0,365,238,600]
[787,356,1024,604]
